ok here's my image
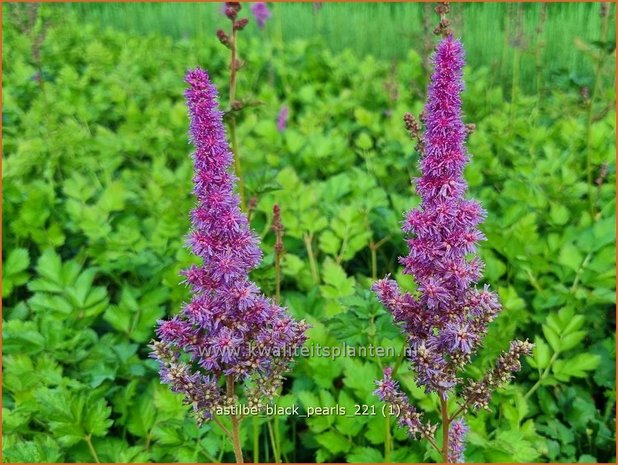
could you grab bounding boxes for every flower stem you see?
[369,235,390,281]
[229,120,246,211]
[441,398,449,463]
[570,252,593,293]
[523,350,560,401]
[273,207,284,303]
[231,414,244,464]
[370,244,378,281]
[253,417,260,463]
[229,25,246,211]
[84,434,100,464]
[303,232,320,283]
[274,252,282,303]
[266,419,281,463]
[449,399,471,422]
[384,413,392,462]
[274,415,281,462]
[227,375,244,463]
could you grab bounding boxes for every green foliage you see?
[2,5,615,463]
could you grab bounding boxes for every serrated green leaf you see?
[315,430,351,454]
[347,446,383,463]
[553,353,601,381]
[84,397,113,436]
[542,324,561,352]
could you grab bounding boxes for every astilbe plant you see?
[151,68,307,463]
[372,35,533,463]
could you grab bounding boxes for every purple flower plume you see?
[372,36,532,459]
[152,68,307,424]
[276,105,289,132]
[250,2,271,29]
[374,36,493,397]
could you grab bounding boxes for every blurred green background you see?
[2,2,616,463]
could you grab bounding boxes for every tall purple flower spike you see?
[151,68,307,424]
[374,36,492,396]
[373,36,532,458]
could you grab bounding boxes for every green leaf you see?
[560,330,586,351]
[4,248,30,274]
[315,430,351,454]
[549,203,570,225]
[530,336,551,369]
[319,230,342,256]
[347,446,383,463]
[355,132,373,150]
[335,389,365,436]
[488,430,540,462]
[153,382,187,422]
[103,305,131,334]
[37,390,86,447]
[343,359,378,399]
[562,313,584,334]
[127,389,157,437]
[558,242,583,271]
[3,320,45,355]
[320,258,355,299]
[35,248,63,284]
[542,324,561,352]
[553,353,601,381]
[297,390,332,433]
[3,436,63,463]
[285,129,304,153]
[84,398,113,436]
[98,180,126,212]
[152,423,184,446]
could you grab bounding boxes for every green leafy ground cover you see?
[2,5,616,463]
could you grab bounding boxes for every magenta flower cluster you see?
[151,68,306,423]
[373,36,532,461]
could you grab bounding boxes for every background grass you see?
[65,2,616,94]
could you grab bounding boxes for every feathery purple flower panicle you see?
[372,35,532,460]
[250,2,271,29]
[152,68,307,424]
[373,36,493,398]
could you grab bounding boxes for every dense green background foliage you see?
[2,3,616,463]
